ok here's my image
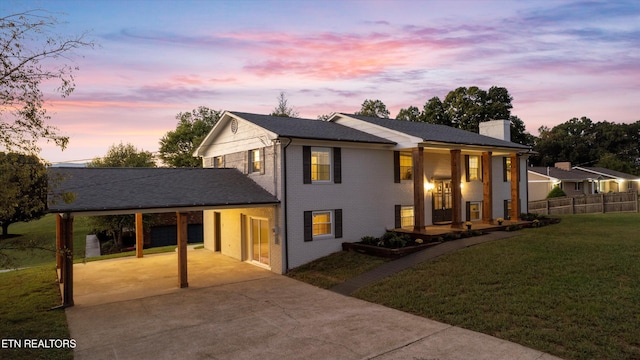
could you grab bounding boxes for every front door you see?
[433,180,453,224]
[250,218,269,267]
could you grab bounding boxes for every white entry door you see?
[250,218,269,267]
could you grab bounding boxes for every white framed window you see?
[311,147,331,182]
[504,157,511,182]
[399,152,413,180]
[575,182,582,191]
[214,156,224,168]
[401,206,414,228]
[469,202,481,221]
[249,149,261,173]
[466,155,481,181]
[312,211,332,237]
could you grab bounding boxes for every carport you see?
[48,167,279,307]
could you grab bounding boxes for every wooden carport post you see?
[135,213,144,258]
[177,212,188,288]
[55,214,63,275]
[59,213,74,307]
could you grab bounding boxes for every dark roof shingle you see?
[340,114,530,150]
[230,112,395,144]
[48,167,278,214]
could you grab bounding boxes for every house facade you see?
[194,112,531,273]
[528,162,640,201]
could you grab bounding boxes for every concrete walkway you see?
[331,231,520,296]
[66,248,560,360]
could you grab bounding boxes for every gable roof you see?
[575,167,640,180]
[48,167,279,215]
[528,166,599,181]
[336,113,530,150]
[229,112,395,144]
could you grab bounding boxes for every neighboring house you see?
[528,162,640,201]
[194,112,531,274]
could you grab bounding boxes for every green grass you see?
[1,214,92,269]
[78,244,193,263]
[351,213,640,360]
[288,251,390,289]
[0,265,72,360]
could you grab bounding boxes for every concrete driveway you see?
[66,249,560,360]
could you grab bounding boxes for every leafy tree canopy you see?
[355,99,390,118]
[1,10,93,154]
[159,106,221,167]
[532,117,640,175]
[0,152,48,236]
[396,106,422,122]
[88,142,156,168]
[270,91,299,118]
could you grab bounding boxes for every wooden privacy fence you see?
[529,191,639,215]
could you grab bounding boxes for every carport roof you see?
[48,167,279,215]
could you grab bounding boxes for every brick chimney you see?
[479,120,511,141]
[555,162,571,171]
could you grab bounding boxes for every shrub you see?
[547,185,566,198]
[360,236,378,245]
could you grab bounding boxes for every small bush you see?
[360,236,378,245]
[547,185,566,198]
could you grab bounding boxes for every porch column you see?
[451,149,463,228]
[510,153,521,222]
[482,152,493,223]
[177,212,189,288]
[412,147,425,230]
[135,213,144,258]
[60,213,74,307]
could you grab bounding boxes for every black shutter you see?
[394,205,402,228]
[260,148,266,175]
[334,209,343,238]
[303,146,311,184]
[333,147,342,184]
[303,211,313,241]
[504,200,510,220]
[393,151,400,183]
[465,155,470,182]
[466,201,471,221]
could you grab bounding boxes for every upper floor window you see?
[399,152,412,180]
[466,155,481,182]
[303,146,341,184]
[248,149,263,174]
[214,156,224,168]
[503,157,512,182]
[311,147,331,181]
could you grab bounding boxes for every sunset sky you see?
[4,0,639,164]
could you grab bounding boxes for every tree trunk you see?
[1,223,8,237]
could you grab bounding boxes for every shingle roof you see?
[229,112,395,144]
[48,167,279,214]
[577,167,640,180]
[339,114,530,150]
[528,166,598,181]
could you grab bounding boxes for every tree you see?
[88,142,156,168]
[1,10,93,154]
[355,99,390,118]
[509,115,536,147]
[88,143,155,248]
[0,152,47,236]
[270,91,299,117]
[396,106,421,122]
[546,185,566,199]
[422,97,451,126]
[159,106,221,167]
[532,117,597,167]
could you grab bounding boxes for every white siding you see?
[285,144,412,269]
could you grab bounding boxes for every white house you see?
[194,112,532,274]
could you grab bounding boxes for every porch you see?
[392,221,532,241]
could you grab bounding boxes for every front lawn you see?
[0,265,72,360]
[352,213,640,360]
